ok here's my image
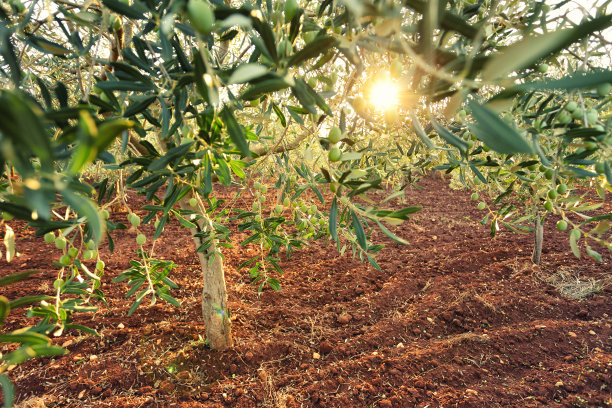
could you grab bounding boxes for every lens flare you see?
[368,78,399,112]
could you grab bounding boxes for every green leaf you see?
[222,108,251,157]
[228,63,269,84]
[0,374,14,408]
[288,36,337,67]
[493,70,612,98]
[62,190,104,244]
[468,100,534,154]
[123,96,157,117]
[375,220,409,245]
[483,14,612,81]
[9,295,54,309]
[351,211,367,251]
[240,78,290,100]
[585,246,602,262]
[158,293,181,307]
[569,228,581,258]
[0,90,54,172]
[0,296,8,327]
[94,80,155,92]
[26,35,70,57]
[0,331,50,346]
[148,142,193,171]
[102,0,148,19]
[431,120,468,152]
[1,344,65,367]
[329,196,338,242]
[0,270,39,287]
[271,103,286,127]
[412,114,435,148]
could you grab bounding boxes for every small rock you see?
[396,342,404,348]
[159,380,175,393]
[62,340,73,348]
[568,331,577,338]
[78,390,86,399]
[389,368,401,376]
[379,399,392,408]
[465,389,478,396]
[245,351,254,361]
[89,354,98,361]
[102,389,111,397]
[230,363,238,374]
[555,381,564,387]
[117,323,125,329]
[576,309,589,319]
[235,388,244,397]
[588,330,596,335]
[143,326,153,336]
[564,355,573,362]
[319,340,333,354]
[91,387,102,395]
[337,313,352,324]
[313,352,321,360]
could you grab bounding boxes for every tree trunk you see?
[182,202,232,350]
[531,212,544,265]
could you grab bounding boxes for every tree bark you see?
[181,201,232,350]
[532,212,543,265]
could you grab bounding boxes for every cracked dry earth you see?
[1,175,611,407]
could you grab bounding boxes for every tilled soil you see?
[1,175,611,408]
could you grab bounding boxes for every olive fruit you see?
[129,214,141,227]
[82,250,95,261]
[86,239,96,250]
[44,232,56,244]
[547,189,558,200]
[556,183,568,194]
[595,162,605,174]
[543,201,553,212]
[189,198,198,207]
[101,209,110,220]
[60,255,72,266]
[565,101,578,112]
[328,126,342,144]
[96,260,105,270]
[1,212,13,221]
[544,169,554,180]
[596,83,611,97]
[571,108,583,120]
[284,0,298,22]
[55,237,67,250]
[329,147,342,162]
[136,234,146,245]
[390,60,403,79]
[471,193,479,201]
[477,202,486,210]
[68,247,78,258]
[557,111,571,124]
[556,220,568,231]
[586,109,598,124]
[537,63,548,73]
[187,0,215,35]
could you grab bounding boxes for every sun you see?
[368,78,399,112]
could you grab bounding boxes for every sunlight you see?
[368,78,399,112]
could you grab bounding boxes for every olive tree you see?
[1,0,611,405]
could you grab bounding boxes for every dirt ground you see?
[1,175,611,408]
